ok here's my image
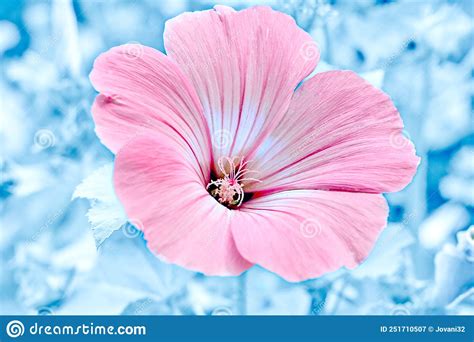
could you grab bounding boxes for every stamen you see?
[207,156,261,208]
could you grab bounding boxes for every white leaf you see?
[73,163,127,247]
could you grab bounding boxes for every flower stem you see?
[238,272,247,315]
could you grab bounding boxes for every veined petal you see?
[90,44,211,181]
[231,190,388,282]
[114,134,252,276]
[164,5,318,170]
[248,71,420,194]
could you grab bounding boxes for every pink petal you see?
[231,190,388,282]
[248,71,420,194]
[90,44,211,180]
[164,6,318,168]
[114,134,252,276]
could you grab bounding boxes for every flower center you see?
[207,156,260,209]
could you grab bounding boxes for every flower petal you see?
[231,190,388,282]
[114,134,252,276]
[90,44,211,180]
[248,71,420,193]
[164,6,318,168]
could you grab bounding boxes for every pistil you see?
[207,156,260,208]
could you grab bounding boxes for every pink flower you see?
[90,5,419,282]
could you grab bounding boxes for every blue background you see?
[0,0,473,315]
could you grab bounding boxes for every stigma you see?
[207,156,260,208]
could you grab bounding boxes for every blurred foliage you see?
[0,0,472,315]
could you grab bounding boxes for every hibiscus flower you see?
[89,5,419,282]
